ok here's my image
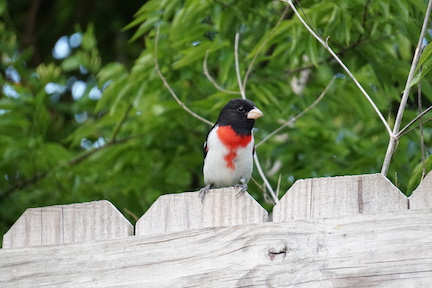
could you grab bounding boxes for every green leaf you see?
[81,23,97,51]
[94,74,128,113]
[97,62,127,85]
[61,54,83,71]
[408,155,432,194]
[129,17,160,42]
[408,71,422,88]
[172,41,213,70]
[0,0,6,16]
[416,43,432,71]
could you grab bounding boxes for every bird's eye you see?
[237,106,245,113]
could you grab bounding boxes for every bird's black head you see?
[215,98,263,136]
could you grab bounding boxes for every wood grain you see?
[1,209,432,287]
[136,187,268,235]
[273,174,409,222]
[2,200,133,249]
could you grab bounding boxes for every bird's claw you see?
[234,183,248,197]
[198,184,212,203]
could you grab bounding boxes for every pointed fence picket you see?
[2,200,133,249]
[1,173,432,287]
[273,173,408,221]
[136,188,268,235]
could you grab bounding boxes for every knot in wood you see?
[267,244,289,261]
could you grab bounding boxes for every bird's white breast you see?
[203,126,254,188]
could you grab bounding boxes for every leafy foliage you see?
[1,0,431,243]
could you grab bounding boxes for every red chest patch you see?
[216,126,252,170]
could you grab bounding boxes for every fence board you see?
[2,200,133,249]
[1,209,431,287]
[409,171,432,210]
[136,188,268,235]
[273,174,408,222]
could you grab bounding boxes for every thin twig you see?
[66,135,142,167]
[0,171,48,202]
[285,35,391,74]
[256,75,336,148]
[109,104,133,143]
[203,50,241,95]
[234,32,247,99]
[0,134,143,201]
[154,26,213,126]
[417,76,426,179]
[281,0,392,136]
[242,7,290,91]
[251,176,277,205]
[232,31,276,200]
[359,0,373,43]
[124,208,139,222]
[397,118,432,139]
[276,174,282,199]
[253,152,279,203]
[381,0,432,175]
[250,176,264,192]
[397,106,432,138]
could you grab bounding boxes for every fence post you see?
[136,188,268,236]
[2,200,133,249]
[273,174,408,222]
[409,171,432,209]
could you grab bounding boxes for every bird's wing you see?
[203,124,217,160]
[203,140,208,159]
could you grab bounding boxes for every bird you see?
[198,98,263,200]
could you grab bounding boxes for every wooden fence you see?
[1,173,432,287]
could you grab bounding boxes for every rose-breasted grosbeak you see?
[199,98,263,199]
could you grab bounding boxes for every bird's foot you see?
[198,184,213,203]
[234,183,248,197]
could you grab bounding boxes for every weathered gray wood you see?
[273,174,408,222]
[136,187,268,235]
[1,209,432,287]
[2,200,133,249]
[409,171,432,210]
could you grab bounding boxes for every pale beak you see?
[247,107,264,119]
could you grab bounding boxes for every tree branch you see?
[396,118,432,139]
[397,105,432,139]
[256,75,336,148]
[381,0,432,176]
[234,32,247,100]
[417,78,426,179]
[0,134,142,202]
[285,35,391,74]
[203,50,241,95]
[253,152,278,204]
[0,171,48,203]
[109,103,133,144]
[281,0,392,136]
[231,31,277,200]
[154,26,213,126]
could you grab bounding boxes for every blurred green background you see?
[1,0,431,245]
